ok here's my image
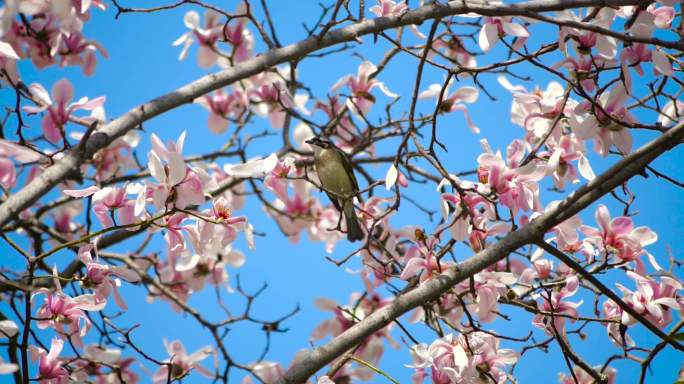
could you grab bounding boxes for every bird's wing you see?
[336,147,360,196]
[326,191,342,211]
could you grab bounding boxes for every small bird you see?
[306,137,365,242]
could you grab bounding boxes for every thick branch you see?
[0,0,643,228]
[278,120,684,384]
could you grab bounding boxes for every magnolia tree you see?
[1,0,684,383]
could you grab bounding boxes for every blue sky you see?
[1,1,683,383]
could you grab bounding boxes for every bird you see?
[306,137,365,242]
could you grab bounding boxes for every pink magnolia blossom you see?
[29,338,69,384]
[430,35,476,68]
[152,339,215,384]
[440,180,496,243]
[369,0,425,38]
[248,76,298,128]
[409,332,518,384]
[50,200,82,240]
[332,61,397,116]
[145,131,208,211]
[532,275,583,335]
[498,77,577,141]
[478,16,529,52]
[78,244,140,310]
[23,78,105,144]
[0,139,43,189]
[174,10,224,67]
[370,0,407,17]
[53,29,108,76]
[614,271,682,329]
[570,83,636,156]
[620,23,673,77]
[557,8,617,58]
[221,3,254,63]
[418,79,479,133]
[0,320,18,375]
[400,232,453,283]
[312,293,397,368]
[541,134,595,189]
[90,130,140,182]
[33,269,105,347]
[196,88,246,133]
[64,183,146,228]
[477,140,545,214]
[647,4,675,29]
[579,204,659,271]
[71,345,139,384]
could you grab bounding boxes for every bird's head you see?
[305,137,334,149]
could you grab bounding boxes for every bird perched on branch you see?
[306,137,365,242]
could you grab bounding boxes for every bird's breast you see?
[316,149,354,196]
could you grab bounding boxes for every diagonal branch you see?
[0,0,644,228]
[536,240,684,351]
[278,119,684,384]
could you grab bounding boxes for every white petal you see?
[184,11,200,29]
[0,320,19,338]
[385,164,398,190]
[478,23,499,52]
[0,41,19,60]
[224,153,278,178]
[63,185,100,198]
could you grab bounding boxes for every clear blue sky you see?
[1,1,683,383]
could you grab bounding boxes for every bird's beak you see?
[305,138,318,145]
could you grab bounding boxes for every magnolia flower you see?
[63,183,145,228]
[78,244,140,310]
[23,78,105,144]
[580,205,659,271]
[477,140,546,214]
[411,332,518,384]
[196,88,246,133]
[620,24,673,77]
[400,233,453,283]
[542,134,595,189]
[0,139,44,189]
[418,79,479,133]
[479,16,529,52]
[33,268,106,347]
[498,77,577,141]
[570,83,636,156]
[430,35,476,68]
[312,293,397,361]
[152,339,215,384]
[146,131,208,211]
[53,29,108,76]
[532,275,583,335]
[29,338,69,384]
[332,61,397,116]
[173,10,224,67]
[221,2,254,63]
[615,271,682,329]
[71,345,139,384]
[369,0,425,38]
[557,8,617,58]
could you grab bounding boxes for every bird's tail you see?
[343,202,365,242]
